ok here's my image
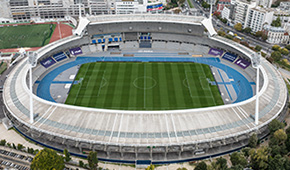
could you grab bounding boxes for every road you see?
[187,0,273,53]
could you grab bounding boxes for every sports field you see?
[65,62,223,110]
[0,24,56,49]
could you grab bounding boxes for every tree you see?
[285,45,290,51]
[87,151,98,170]
[243,27,252,34]
[30,148,65,170]
[249,147,269,170]
[79,160,84,167]
[230,152,247,167]
[271,17,281,27]
[261,33,268,41]
[271,51,282,62]
[280,48,289,55]
[177,168,188,170]
[255,31,263,37]
[146,164,155,170]
[255,45,262,51]
[268,154,286,170]
[273,129,287,144]
[269,119,285,134]
[234,23,243,32]
[63,148,71,162]
[272,45,281,51]
[0,139,6,146]
[249,133,258,148]
[202,1,210,8]
[17,144,24,150]
[195,161,207,170]
[12,143,16,149]
[241,147,251,158]
[216,157,228,170]
[218,31,226,37]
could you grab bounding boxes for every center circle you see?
[133,76,157,90]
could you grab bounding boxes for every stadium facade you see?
[3,14,288,163]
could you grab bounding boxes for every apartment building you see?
[233,0,256,28]
[245,7,274,32]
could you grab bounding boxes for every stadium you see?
[2,14,289,164]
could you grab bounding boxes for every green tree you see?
[0,139,6,146]
[216,157,228,170]
[79,160,84,167]
[249,147,269,170]
[218,31,226,37]
[249,133,258,148]
[146,164,155,170]
[241,147,251,158]
[228,164,244,170]
[194,161,207,170]
[261,33,268,41]
[271,51,282,61]
[274,129,287,144]
[202,1,210,8]
[268,154,286,170]
[230,152,247,167]
[87,151,98,170]
[63,148,71,162]
[178,0,185,4]
[234,23,243,32]
[285,45,290,50]
[17,144,24,150]
[255,31,263,37]
[285,135,290,151]
[30,148,65,170]
[243,27,252,34]
[272,45,281,51]
[177,168,188,170]
[271,17,281,27]
[280,48,289,55]
[255,45,262,51]
[269,119,285,134]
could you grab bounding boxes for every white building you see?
[115,0,147,14]
[257,0,272,8]
[0,0,164,23]
[222,6,231,21]
[263,25,289,44]
[245,7,274,32]
[278,1,290,11]
[233,0,256,28]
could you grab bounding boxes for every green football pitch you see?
[65,62,224,110]
[0,24,56,49]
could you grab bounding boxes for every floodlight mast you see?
[251,52,261,125]
[28,52,37,124]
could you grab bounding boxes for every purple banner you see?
[40,57,56,68]
[222,52,238,63]
[208,48,223,56]
[69,47,82,55]
[234,57,251,69]
[53,52,67,62]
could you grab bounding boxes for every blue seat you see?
[103,39,105,43]
[144,36,147,40]
[92,40,96,44]
[109,38,113,42]
[98,39,102,43]
[148,37,151,40]
[119,38,122,41]
[140,36,143,40]
[114,37,118,42]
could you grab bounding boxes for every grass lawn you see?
[0,24,56,49]
[65,62,223,110]
[187,0,194,8]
